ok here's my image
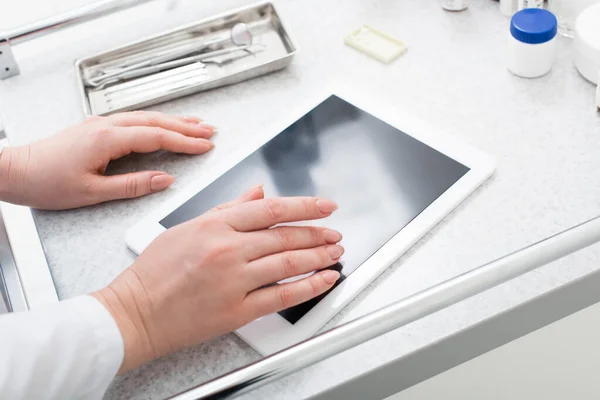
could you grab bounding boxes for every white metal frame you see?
[0,201,58,309]
[0,137,58,311]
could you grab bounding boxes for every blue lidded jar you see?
[507,8,558,78]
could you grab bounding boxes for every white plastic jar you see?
[573,3,600,84]
[507,8,558,78]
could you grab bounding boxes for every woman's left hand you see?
[0,111,215,210]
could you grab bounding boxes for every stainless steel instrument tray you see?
[75,2,297,116]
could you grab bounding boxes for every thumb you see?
[98,171,175,201]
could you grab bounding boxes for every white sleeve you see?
[0,295,124,400]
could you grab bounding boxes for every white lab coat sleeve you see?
[0,295,124,400]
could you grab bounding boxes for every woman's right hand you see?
[93,186,343,373]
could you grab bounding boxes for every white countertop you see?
[1,0,600,399]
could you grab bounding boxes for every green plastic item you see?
[344,25,407,64]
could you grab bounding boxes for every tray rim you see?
[74,0,299,115]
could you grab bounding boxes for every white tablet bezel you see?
[126,85,495,355]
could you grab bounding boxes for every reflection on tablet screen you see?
[161,96,469,324]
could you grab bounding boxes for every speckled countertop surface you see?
[1,0,600,399]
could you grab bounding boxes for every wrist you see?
[91,272,156,374]
[0,145,30,204]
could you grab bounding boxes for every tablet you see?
[126,87,495,355]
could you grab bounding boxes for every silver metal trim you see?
[0,268,10,313]
[0,135,57,311]
[309,264,600,400]
[0,118,24,313]
[0,112,5,140]
[0,0,158,79]
[0,207,28,313]
[3,0,157,45]
[0,38,20,79]
[0,201,59,309]
[169,215,600,400]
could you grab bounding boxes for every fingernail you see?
[199,123,218,132]
[317,199,338,214]
[321,270,340,285]
[183,116,202,124]
[323,229,342,243]
[198,139,215,151]
[198,128,215,138]
[151,174,175,191]
[245,184,264,195]
[327,245,344,260]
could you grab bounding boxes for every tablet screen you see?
[161,95,469,324]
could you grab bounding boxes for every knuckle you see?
[319,247,332,264]
[107,112,125,121]
[275,228,294,250]
[82,177,101,200]
[203,239,236,262]
[125,175,139,198]
[152,127,166,140]
[91,126,112,141]
[281,252,297,278]
[147,115,161,127]
[303,199,312,216]
[194,216,223,232]
[310,227,321,246]
[129,111,153,126]
[85,116,104,123]
[264,199,283,221]
[131,110,153,123]
[209,203,228,213]
[309,276,322,296]
[278,286,294,310]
